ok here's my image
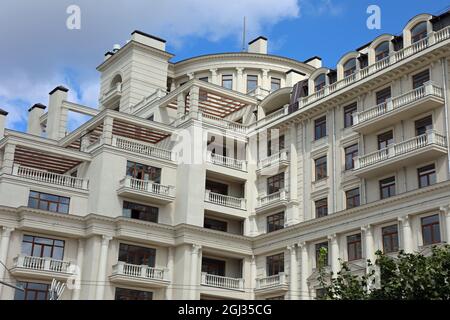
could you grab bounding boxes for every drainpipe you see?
[441,58,450,179]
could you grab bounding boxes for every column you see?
[299,242,310,300]
[262,69,270,92]
[287,245,299,300]
[189,86,200,115]
[0,227,14,298]
[95,235,111,300]
[361,225,375,265]
[165,247,174,300]
[1,144,16,175]
[287,123,299,225]
[440,205,450,243]
[190,244,201,300]
[398,216,413,253]
[236,68,244,93]
[328,234,339,277]
[177,93,186,117]
[102,116,114,145]
[210,69,219,85]
[72,239,85,300]
[250,255,257,300]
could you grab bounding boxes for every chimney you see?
[285,69,306,87]
[0,108,7,139]
[304,56,322,69]
[47,86,68,140]
[27,103,46,136]
[248,36,268,54]
[131,30,166,51]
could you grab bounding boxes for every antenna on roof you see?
[242,16,247,52]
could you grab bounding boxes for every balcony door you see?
[126,161,161,183]
[415,116,432,136]
[202,258,226,276]
[118,243,156,267]
[378,131,393,150]
[21,235,65,260]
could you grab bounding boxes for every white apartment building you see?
[1,11,450,300]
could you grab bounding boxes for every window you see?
[206,180,228,195]
[415,115,432,136]
[15,282,49,300]
[267,212,285,233]
[315,242,329,267]
[126,161,161,183]
[375,41,390,61]
[204,217,227,232]
[376,87,391,105]
[199,77,209,82]
[28,191,70,214]
[267,253,284,276]
[343,58,357,77]
[346,188,360,209]
[314,74,326,92]
[271,78,281,92]
[315,198,328,218]
[123,201,158,223]
[314,116,327,140]
[21,235,65,260]
[343,103,357,128]
[115,288,153,300]
[247,75,258,93]
[267,173,285,195]
[418,164,436,188]
[344,144,358,170]
[347,234,362,261]
[267,134,285,156]
[412,69,430,89]
[382,225,399,253]
[118,243,156,267]
[380,176,396,199]
[222,74,233,89]
[202,258,225,276]
[378,131,393,150]
[421,214,441,245]
[315,156,327,181]
[411,21,428,43]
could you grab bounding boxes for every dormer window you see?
[343,58,357,77]
[411,21,427,43]
[314,74,326,92]
[375,41,390,61]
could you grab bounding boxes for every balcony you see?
[256,189,289,213]
[112,135,174,161]
[201,273,245,291]
[257,150,289,174]
[255,273,288,295]
[100,83,122,108]
[353,82,444,134]
[12,164,89,190]
[354,131,448,178]
[10,255,74,280]
[204,190,246,210]
[110,262,170,288]
[117,176,175,204]
[206,152,247,172]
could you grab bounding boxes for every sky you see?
[0,0,449,132]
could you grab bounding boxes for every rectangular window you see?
[315,156,327,181]
[123,201,158,223]
[314,116,327,140]
[412,69,430,89]
[271,78,281,92]
[267,173,285,195]
[415,115,433,136]
[315,198,328,218]
[222,75,233,89]
[206,180,228,195]
[267,253,284,276]
[346,188,360,209]
[14,282,49,300]
[115,288,153,300]
[375,87,391,105]
[267,212,285,233]
[204,217,227,232]
[315,242,329,267]
[418,164,436,188]
[380,176,396,199]
[267,134,285,157]
[247,75,258,93]
[343,103,357,128]
[118,243,156,267]
[344,144,358,170]
[21,235,65,260]
[28,191,70,214]
[382,225,399,253]
[126,161,161,183]
[378,131,393,150]
[347,234,362,261]
[421,214,441,246]
[202,258,225,276]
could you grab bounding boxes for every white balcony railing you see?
[12,164,89,190]
[113,135,173,161]
[355,131,447,170]
[120,176,176,197]
[257,189,288,208]
[202,113,247,134]
[201,273,245,291]
[112,262,169,281]
[14,255,72,274]
[256,273,287,290]
[207,152,247,171]
[354,82,444,125]
[205,190,246,210]
[258,150,289,170]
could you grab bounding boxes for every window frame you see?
[122,201,159,223]
[266,253,284,276]
[28,191,70,214]
[345,188,360,209]
[271,77,281,92]
[246,75,258,93]
[347,233,362,261]
[21,235,65,260]
[314,116,327,140]
[344,144,358,171]
[421,214,441,246]
[204,217,228,232]
[417,164,436,188]
[379,176,396,200]
[315,198,328,218]
[222,74,233,90]
[382,224,399,253]
[118,243,156,267]
[314,156,327,181]
[343,103,357,128]
[267,173,285,195]
[411,21,428,44]
[267,212,285,233]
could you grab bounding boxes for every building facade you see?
[1,12,450,300]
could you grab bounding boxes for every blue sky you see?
[0,0,449,132]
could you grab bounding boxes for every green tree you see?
[316,245,450,300]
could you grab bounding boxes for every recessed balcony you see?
[255,273,288,295]
[201,273,245,291]
[100,83,122,109]
[109,262,170,288]
[354,131,448,178]
[206,152,247,172]
[117,176,175,204]
[257,150,289,174]
[353,82,444,134]
[256,189,289,213]
[10,255,74,281]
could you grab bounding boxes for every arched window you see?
[375,41,390,61]
[111,74,123,89]
[343,58,357,77]
[314,74,326,92]
[411,21,427,43]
